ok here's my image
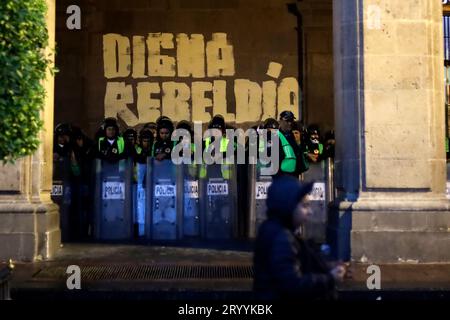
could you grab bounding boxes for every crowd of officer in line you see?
[54,111,335,184]
[53,111,335,240]
[53,111,343,300]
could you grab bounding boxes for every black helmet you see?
[176,120,193,133]
[101,117,119,138]
[123,128,137,140]
[102,117,119,130]
[55,123,72,136]
[209,114,225,131]
[291,121,302,132]
[143,122,157,131]
[157,118,174,133]
[156,116,172,126]
[279,110,296,122]
[263,118,279,130]
[139,128,154,140]
[71,126,84,140]
[307,124,320,136]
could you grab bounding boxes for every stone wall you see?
[55,0,313,137]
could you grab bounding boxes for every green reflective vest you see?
[98,136,125,154]
[200,137,233,179]
[205,137,230,153]
[278,131,297,173]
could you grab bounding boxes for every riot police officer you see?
[96,118,128,162]
[143,122,158,140]
[123,128,137,148]
[306,125,324,164]
[123,128,138,160]
[54,123,72,160]
[277,111,302,177]
[152,117,174,161]
[134,128,154,164]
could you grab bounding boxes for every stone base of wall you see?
[0,202,60,262]
[328,199,450,263]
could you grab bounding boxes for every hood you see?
[266,176,314,229]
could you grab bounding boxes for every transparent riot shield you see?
[302,161,328,243]
[93,159,133,240]
[199,163,238,240]
[51,156,72,242]
[133,163,147,237]
[247,163,272,239]
[182,164,200,237]
[146,158,182,240]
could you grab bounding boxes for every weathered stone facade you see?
[331,0,450,263]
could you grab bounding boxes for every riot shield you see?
[182,164,200,237]
[302,161,328,243]
[51,156,72,242]
[133,163,147,237]
[199,163,238,240]
[146,158,182,240]
[93,159,133,240]
[247,163,272,239]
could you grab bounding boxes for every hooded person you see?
[253,175,346,300]
[152,118,175,161]
[96,117,128,162]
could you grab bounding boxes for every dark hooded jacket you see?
[253,176,336,300]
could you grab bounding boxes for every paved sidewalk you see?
[2,243,450,300]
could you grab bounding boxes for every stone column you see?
[331,0,450,263]
[0,0,60,262]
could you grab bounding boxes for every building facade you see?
[0,0,449,263]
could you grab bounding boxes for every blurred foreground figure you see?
[253,176,347,300]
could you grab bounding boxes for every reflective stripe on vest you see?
[278,131,296,173]
[205,137,230,153]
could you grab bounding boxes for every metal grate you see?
[33,265,254,281]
